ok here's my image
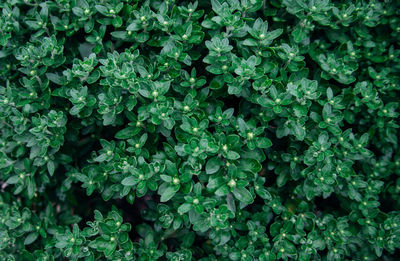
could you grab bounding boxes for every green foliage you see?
[1,0,400,260]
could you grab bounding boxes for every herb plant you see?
[1,0,400,260]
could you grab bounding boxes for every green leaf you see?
[46,73,64,85]
[177,203,192,214]
[160,186,177,202]
[256,187,272,200]
[115,127,140,139]
[6,175,19,184]
[24,232,39,245]
[160,174,172,183]
[232,187,253,204]
[122,176,136,186]
[215,185,230,196]
[240,158,262,173]
[256,137,272,148]
[206,157,221,174]
[112,16,123,28]
[290,121,306,141]
[47,161,55,176]
[226,151,240,160]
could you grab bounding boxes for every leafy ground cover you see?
[1,0,400,260]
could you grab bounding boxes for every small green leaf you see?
[122,176,136,186]
[47,161,55,176]
[232,187,253,204]
[256,137,272,148]
[115,127,140,139]
[206,157,221,174]
[24,232,39,245]
[160,186,177,202]
[177,203,192,214]
[6,175,19,184]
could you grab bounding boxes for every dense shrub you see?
[1,0,400,260]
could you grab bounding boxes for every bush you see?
[1,0,400,260]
